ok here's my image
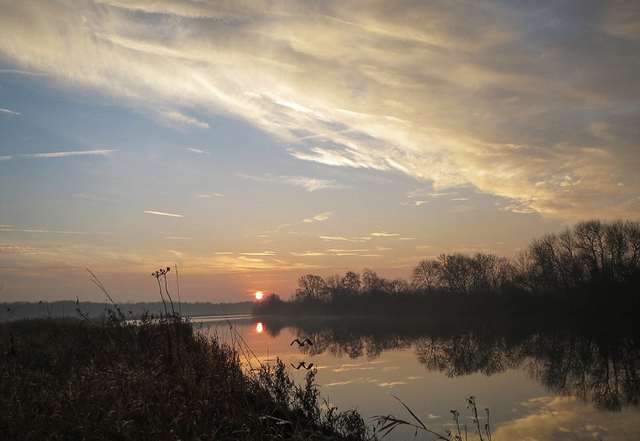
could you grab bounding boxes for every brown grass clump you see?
[0,313,371,440]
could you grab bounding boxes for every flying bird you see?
[290,338,313,347]
[291,361,314,370]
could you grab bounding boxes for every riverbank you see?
[0,315,371,440]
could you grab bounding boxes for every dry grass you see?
[0,312,371,440]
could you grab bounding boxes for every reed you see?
[373,395,492,441]
[0,311,374,440]
[0,271,372,440]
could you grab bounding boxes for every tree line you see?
[254,219,640,317]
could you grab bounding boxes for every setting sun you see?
[255,291,264,300]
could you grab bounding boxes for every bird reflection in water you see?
[290,338,313,347]
[291,361,315,370]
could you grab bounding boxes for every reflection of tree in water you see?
[415,331,524,377]
[524,330,640,411]
[296,328,413,360]
[262,317,640,411]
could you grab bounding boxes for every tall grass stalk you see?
[0,269,372,440]
[373,395,491,441]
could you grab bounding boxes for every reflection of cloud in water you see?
[331,362,378,373]
[494,396,640,440]
[325,376,373,387]
[377,381,407,388]
[382,366,399,372]
[325,380,359,387]
[332,366,374,373]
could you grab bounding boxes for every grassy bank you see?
[0,314,371,440]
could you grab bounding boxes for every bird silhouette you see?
[290,338,313,347]
[291,361,314,370]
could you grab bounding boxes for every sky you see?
[1,0,639,304]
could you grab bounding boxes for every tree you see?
[325,274,344,301]
[411,260,442,291]
[342,271,361,295]
[362,268,385,293]
[518,219,640,298]
[295,274,327,303]
[438,254,473,296]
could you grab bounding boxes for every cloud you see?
[144,210,184,218]
[371,231,399,237]
[0,227,108,235]
[284,176,344,192]
[1,150,115,160]
[1,0,638,220]
[0,68,49,76]
[275,212,333,232]
[319,235,371,242]
[0,108,20,115]
[197,193,223,198]
[400,200,427,206]
[73,193,121,203]
[162,110,210,129]
[303,212,332,223]
[290,251,327,257]
[237,173,342,192]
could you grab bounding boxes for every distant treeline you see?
[1,300,255,322]
[254,219,640,317]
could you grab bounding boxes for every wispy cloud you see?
[237,173,342,192]
[290,251,327,257]
[1,1,638,220]
[0,68,49,76]
[303,212,332,223]
[197,193,223,198]
[73,193,121,203]
[1,149,114,160]
[371,231,399,237]
[0,108,20,115]
[275,212,333,232]
[291,248,382,258]
[401,200,427,206]
[162,110,210,129]
[144,210,184,218]
[0,226,109,235]
[319,236,371,242]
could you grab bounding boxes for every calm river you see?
[196,315,640,440]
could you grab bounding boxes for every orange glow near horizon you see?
[255,291,264,300]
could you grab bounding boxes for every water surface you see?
[197,315,640,440]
